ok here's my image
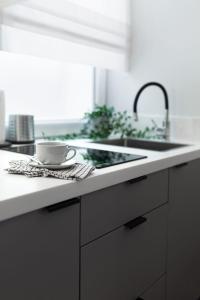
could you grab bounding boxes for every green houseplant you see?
[81,105,114,139]
[45,105,156,141]
[81,105,155,140]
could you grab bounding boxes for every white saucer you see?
[29,159,76,170]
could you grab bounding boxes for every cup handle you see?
[65,147,77,162]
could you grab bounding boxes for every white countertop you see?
[0,139,200,222]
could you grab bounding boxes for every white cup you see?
[36,142,77,165]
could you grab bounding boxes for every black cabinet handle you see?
[136,298,144,300]
[46,198,80,212]
[174,162,189,169]
[124,216,147,230]
[127,175,147,185]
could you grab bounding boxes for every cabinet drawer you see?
[139,276,166,300]
[81,204,168,300]
[81,170,168,244]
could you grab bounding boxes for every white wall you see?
[106,0,200,140]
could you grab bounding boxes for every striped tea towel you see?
[6,160,95,181]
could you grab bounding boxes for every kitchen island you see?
[0,139,200,300]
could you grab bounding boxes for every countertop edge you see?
[0,145,200,222]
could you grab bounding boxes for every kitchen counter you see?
[0,139,200,222]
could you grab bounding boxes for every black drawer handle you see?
[127,175,148,185]
[174,162,189,169]
[46,198,80,212]
[136,298,144,300]
[124,216,147,230]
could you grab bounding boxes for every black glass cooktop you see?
[2,144,147,169]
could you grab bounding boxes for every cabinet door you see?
[167,160,200,300]
[81,205,167,300]
[0,200,80,300]
[139,276,166,300]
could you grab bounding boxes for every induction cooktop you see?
[2,144,147,169]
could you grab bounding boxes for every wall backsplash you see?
[133,114,200,143]
[169,117,200,142]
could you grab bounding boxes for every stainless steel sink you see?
[93,138,187,152]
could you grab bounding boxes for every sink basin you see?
[93,138,187,152]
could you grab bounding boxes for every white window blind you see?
[0,0,131,70]
[0,0,21,8]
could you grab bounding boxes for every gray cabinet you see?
[81,170,168,244]
[140,276,166,300]
[0,200,80,300]
[81,204,168,300]
[167,159,200,300]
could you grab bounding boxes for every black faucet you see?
[133,82,170,139]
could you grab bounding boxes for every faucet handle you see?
[151,119,166,140]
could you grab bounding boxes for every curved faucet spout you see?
[133,82,170,139]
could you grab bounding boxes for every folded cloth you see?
[6,160,95,181]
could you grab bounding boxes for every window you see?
[0,51,94,122]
